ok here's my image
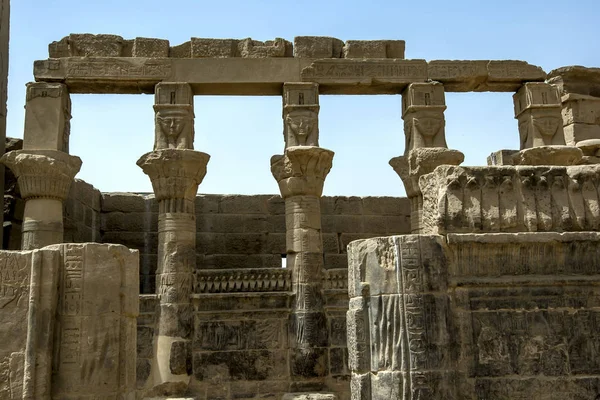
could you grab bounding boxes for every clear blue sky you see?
[7,0,600,196]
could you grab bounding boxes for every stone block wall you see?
[98,192,409,398]
[99,193,410,295]
[4,178,101,250]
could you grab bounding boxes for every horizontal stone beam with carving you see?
[35,57,547,95]
[420,164,600,234]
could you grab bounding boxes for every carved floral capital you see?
[271,146,334,198]
[1,150,82,200]
[137,149,210,206]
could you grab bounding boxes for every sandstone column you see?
[1,150,81,250]
[390,82,463,233]
[137,82,209,396]
[0,82,78,250]
[271,83,334,392]
[0,0,9,248]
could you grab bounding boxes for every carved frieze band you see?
[193,268,346,294]
[420,164,600,234]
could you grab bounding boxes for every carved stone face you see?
[286,111,317,141]
[414,117,442,138]
[158,115,187,139]
[533,117,560,138]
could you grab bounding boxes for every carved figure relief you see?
[404,112,447,153]
[154,107,194,150]
[532,116,561,143]
[284,108,319,148]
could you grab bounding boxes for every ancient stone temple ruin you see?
[1,33,600,399]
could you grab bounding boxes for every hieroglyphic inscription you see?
[398,236,433,398]
[59,245,84,366]
[0,253,29,309]
[427,61,487,80]
[66,59,171,79]
[302,60,427,82]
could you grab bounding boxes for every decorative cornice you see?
[193,268,291,294]
[1,150,81,200]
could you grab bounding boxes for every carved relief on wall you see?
[404,112,447,151]
[284,107,319,147]
[153,105,194,150]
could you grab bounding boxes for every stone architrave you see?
[137,148,209,396]
[50,243,138,400]
[0,150,82,250]
[271,146,334,391]
[513,82,565,149]
[154,82,194,150]
[283,83,320,148]
[23,82,71,153]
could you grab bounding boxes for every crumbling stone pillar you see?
[137,82,210,396]
[1,150,81,250]
[390,82,463,233]
[271,83,334,392]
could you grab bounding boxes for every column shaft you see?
[137,145,210,396]
[22,198,63,250]
[286,195,327,351]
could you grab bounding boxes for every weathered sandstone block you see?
[547,65,600,97]
[133,37,169,58]
[419,164,600,234]
[191,38,239,58]
[342,40,405,59]
[293,36,344,58]
[514,82,565,149]
[49,34,125,57]
[23,82,71,152]
[348,232,600,400]
[0,243,138,400]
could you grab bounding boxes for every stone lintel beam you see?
[0,150,82,249]
[34,57,546,95]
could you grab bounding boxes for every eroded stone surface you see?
[0,243,138,400]
[348,233,600,400]
[420,164,600,234]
